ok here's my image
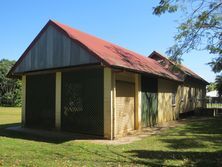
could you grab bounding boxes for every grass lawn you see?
[0,107,21,125]
[0,107,222,166]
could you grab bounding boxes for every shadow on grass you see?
[161,138,206,149]
[126,150,222,166]
[123,116,222,166]
[78,145,163,166]
[177,116,222,135]
[0,123,103,144]
[0,123,20,130]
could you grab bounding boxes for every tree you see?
[0,59,21,106]
[215,76,222,96]
[153,0,222,92]
[207,82,217,92]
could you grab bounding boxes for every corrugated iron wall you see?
[15,25,98,73]
[25,74,55,129]
[61,68,104,136]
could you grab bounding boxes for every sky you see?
[0,0,216,82]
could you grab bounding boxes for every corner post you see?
[135,74,141,130]
[55,72,62,130]
[112,72,116,138]
[104,67,113,139]
[21,75,26,126]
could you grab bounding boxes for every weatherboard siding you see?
[157,78,178,123]
[178,82,206,113]
[15,25,98,73]
[157,79,206,123]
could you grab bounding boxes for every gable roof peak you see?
[8,20,182,82]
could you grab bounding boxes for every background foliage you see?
[0,59,21,106]
[207,82,217,92]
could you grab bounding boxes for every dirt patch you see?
[87,118,190,145]
[6,116,213,145]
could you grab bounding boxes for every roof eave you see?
[111,65,183,83]
[149,51,209,85]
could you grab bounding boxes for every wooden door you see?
[141,76,158,127]
[115,81,135,136]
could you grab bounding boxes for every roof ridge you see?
[149,51,208,84]
[51,20,181,81]
[51,20,152,60]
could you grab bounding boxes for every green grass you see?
[0,107,222,166]
[0,107,21,125]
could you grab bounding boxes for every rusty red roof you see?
[9,20,181,81]
[50,20,181,81]
[149,51,208,84]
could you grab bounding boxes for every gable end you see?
[10,24,100,76]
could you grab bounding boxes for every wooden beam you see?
[21,75,26,125]
[135,74,141,130]
[15,64,102,77]
[103,67,113,139]
[112,72,116,138]
[55,72,62,130]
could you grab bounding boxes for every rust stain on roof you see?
[149,51,208,84]
[51,20,181,81]
[9,20,207,83]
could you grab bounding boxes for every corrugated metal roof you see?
[50,20,181,81]
[149,51,209,84]
[8,20,183,81]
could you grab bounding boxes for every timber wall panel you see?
[104,68,113,139]
[157,78,206,124]
[115,81,135,137]
[157,78,178,123]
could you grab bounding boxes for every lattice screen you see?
[61,68,104,136]
[26,74,55,129]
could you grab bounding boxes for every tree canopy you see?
[153,0,222,62]
[153,0,222,93]
[0,59,21,106]
[207,82,217,92]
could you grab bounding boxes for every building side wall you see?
[157,78,178,123]
[177,82,206,114]
[157,78,206,123]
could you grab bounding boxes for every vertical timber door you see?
[115,81,135,136]
[26,74,55,129]
[141,76,158,127]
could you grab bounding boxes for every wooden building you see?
[8,20,208,139]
